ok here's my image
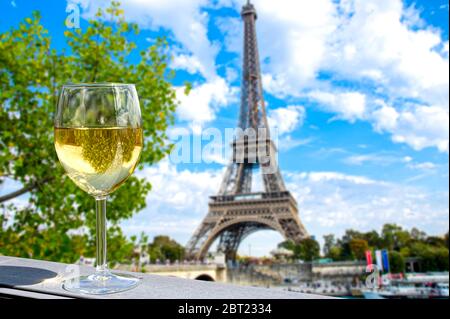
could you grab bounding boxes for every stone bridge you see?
[115,261,366,285]
[115,264,227,282]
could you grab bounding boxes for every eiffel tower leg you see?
[185,221,215,260]
[217,223,269,260]
[217,228,244,261]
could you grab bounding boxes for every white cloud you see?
[443,41,449,57]
[307,91,367,123]
[325,1,448,103]
[225,67,239,83]
[343,152,422,167]
[343,153,441,177]
[267,105,306,135]
[403,156,413,163]
[408,162,438,170]
[295,172,379,185]
[171,54,205,75]
[371,101,449,152]
[136,161,223,211]
[175,77,238,126]
[371,101,399,132]
[344,153,399,166]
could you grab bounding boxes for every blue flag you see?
[382,250,390,273]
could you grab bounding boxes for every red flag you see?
[365,250,373,270]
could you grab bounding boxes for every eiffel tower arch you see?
[186,1,309,261]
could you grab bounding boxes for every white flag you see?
[375,250,384,272]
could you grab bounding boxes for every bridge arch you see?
[195,274,215,281]
[198,217,285,260]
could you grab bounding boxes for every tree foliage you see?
[0,2,179,263]
[388,251,405,273]
[445,231,449,249]
[409,242,449,272]
[349,238,369,261]
[147,235,185,263]
[322,234,335,257]
[323,224,449,272]
[279,238,320,262]
[297,238,321,262]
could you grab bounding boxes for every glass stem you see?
[95,197,108,275]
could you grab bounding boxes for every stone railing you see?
[0,256,332,299]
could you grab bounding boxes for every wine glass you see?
[54,83,143,295]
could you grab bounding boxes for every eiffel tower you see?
[186,1,308,261]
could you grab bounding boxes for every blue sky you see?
[1,0,449,257]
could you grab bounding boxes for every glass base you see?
[63,271,140,295]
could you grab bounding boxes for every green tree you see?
[399,247,411,258]
[323,234,336,257]
[362,230,383,249]
[337,229,365,260]
[0,3,180,264]
[381,224,411,251]
[388,251,405,274]
[323,234,346,261]
[314,225,449,268]
[297,238,321,262]
[349,239,369,260]
[445,231,449,249]
[410,228,427,241]
[148,236,185,263]
[278,240,296,252]
[328,246,343,261]
[410,242,449,272]
[278,239,320,262]
[434,247,450,271]
[426,236,446,248]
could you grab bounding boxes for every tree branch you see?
[0,177,52,204]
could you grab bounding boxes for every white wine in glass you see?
[54,83,143,295]
[55,127,143,197]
